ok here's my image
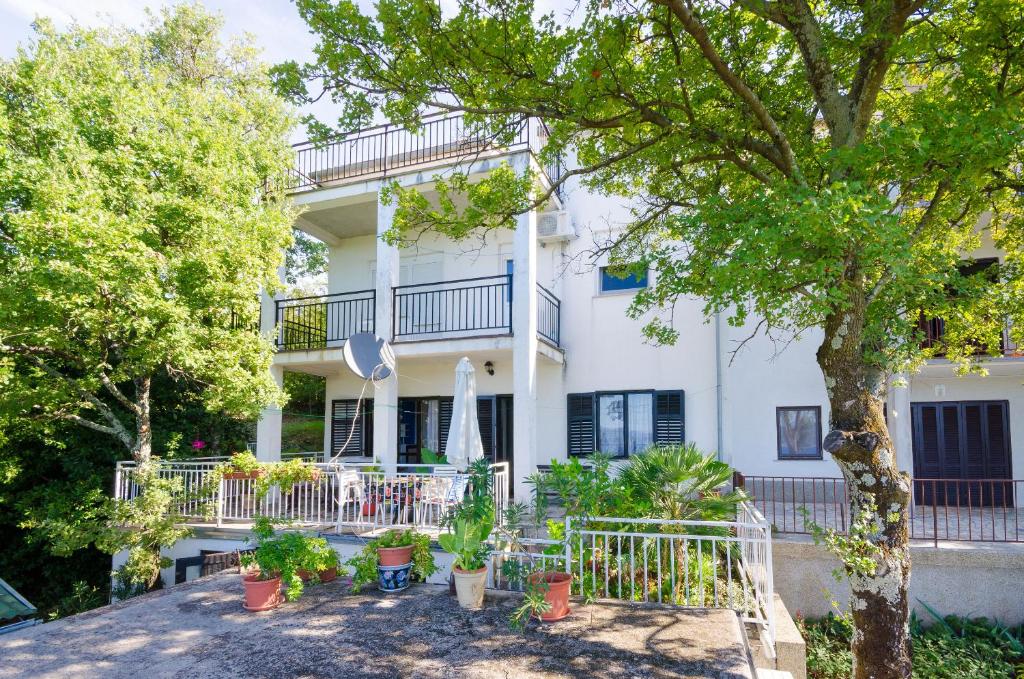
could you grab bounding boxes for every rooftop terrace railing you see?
[283,114,545,193]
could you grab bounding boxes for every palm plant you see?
[617,444,744,523]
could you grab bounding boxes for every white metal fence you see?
[487,504,775,649]
[113,459,509,533]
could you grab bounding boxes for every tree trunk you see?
[131,376,152,463]
[817,282,912,679]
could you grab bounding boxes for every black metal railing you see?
[735,472,1023,545]
[284,114,534,192]
[275,290,375,351]
[392,275,512,340]
[537,284,561,347]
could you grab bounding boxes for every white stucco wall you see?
[278,153,1024,489]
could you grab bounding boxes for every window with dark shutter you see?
[331,399,373,456]
[438,397,454,455]
[567,393,595,456]
[477,396,495,458]
[654,391,685,445]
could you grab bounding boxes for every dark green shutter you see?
[438,397,454,455]
[567,393,595,456]
[654,390,685,444]
[331,398,373,456]
[477,396,496,458]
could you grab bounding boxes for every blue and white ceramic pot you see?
[377,562,413,592]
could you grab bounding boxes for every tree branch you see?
[653,0,803,183]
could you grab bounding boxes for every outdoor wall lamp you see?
[484,361,495,376]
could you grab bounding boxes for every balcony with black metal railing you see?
[272,275,561,352]
[279,113,561,196]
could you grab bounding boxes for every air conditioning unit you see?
[536,210,574,243]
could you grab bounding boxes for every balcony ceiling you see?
[296,197,378,242]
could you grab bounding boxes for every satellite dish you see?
[343,332,395,380]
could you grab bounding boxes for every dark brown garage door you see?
[911,401,1013,506]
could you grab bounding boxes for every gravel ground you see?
[0,571,754,679]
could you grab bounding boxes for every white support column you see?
[374,191,400,472]
[887,375,914,474]
[255,364,284,462]
[512,153,539,500]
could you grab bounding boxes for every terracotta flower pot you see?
[452,566,487,609]
[296,567,338,583]
[377,545,414,567]
[528,571,572,621]
[224,470,263,481]
[242,574,281,612]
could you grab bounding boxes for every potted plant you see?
[239,516,304,611]
[439,518,493,609]
[503,560,574,628]
[240,516,338,610]
[346,529,436,593]
[296,541,340,583]
[216,451,265,481]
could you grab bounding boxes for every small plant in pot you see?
[215,451,265,481]
[347,529,436,593]
[502,560,574,629]
[239,516,307,611]
[439,518,493,610]
[296,541,340,584]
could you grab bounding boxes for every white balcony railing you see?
[113,459,509,533]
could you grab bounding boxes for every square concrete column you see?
[373,191,400,472]
[886,375,914,473]
[511,153,539,500]
[255,364,284,462]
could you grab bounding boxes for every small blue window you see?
[600,266,648,293]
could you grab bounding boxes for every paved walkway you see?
[0,572,755,679]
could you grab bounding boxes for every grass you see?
[281,414,324,454]
[801,610,1024,678]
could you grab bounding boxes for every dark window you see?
[568,390,684,457]
[599,266,648,293]
[776,406,822,459]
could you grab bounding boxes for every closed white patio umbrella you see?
[444,357,484,471]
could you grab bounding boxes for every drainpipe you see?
[714,310,725,462]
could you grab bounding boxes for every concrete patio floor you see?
[0,571,756,679]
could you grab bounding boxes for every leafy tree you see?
[0,5,296,464]
[276,0,1024,674]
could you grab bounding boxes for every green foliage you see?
[508,583,552,632]
[281,416,325,455]
[345,529,437,592]
[617,444,746,523]
[285,231,329,285]
[283,373,326,417]
[0,372,253,619]
[801,611,1024,678]
[240,516,339,602]
[209,453,322,504]
[438,518,493,571]
[805,499,885,582]
[441,458,496,529]
[0,4,295,459]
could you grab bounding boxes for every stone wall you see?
[772,536,1024,624]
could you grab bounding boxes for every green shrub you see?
[801,611,1024,678]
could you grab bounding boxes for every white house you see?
[255,114,1022,507]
